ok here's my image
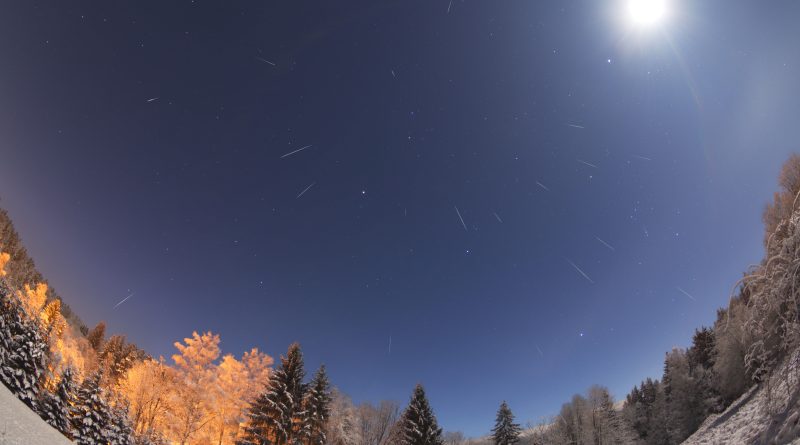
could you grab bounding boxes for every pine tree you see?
[71,371,114,445]
[238,343,306,445]
[108,404,135,445]
[0,280,47,411]
[399,384,443,445]
[491,401,521,445]
[39,367,76,439]
[299,365,332,445]
[87,321,106,352]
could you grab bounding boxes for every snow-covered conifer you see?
[71,371,114,445]
[39,366,76,438]
[299,364,332,445]
[399,384,443,445]
[238,342,306,445]
[491,401,520,445]
[0,280,47,411]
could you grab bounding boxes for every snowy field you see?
[0,383,72,445]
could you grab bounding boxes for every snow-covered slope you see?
[0,383,72,445]
[683,352,800,445]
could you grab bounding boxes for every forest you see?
[3,155,800,444]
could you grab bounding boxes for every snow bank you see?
[683,351,800,445]
[0,383,72,445]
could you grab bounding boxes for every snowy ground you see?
[0,383,72,445]
[683,352,800,445]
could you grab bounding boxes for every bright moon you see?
[627,0,668,26]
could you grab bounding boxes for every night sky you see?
[2,0,800,436]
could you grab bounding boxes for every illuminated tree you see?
[87,321,107,352]
[17,282,48,322]
[120,358,177,442]
[210,354,249,445]
[100,334,146,387]
[0,251,9,276]
[170,331,220,445]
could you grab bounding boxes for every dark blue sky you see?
[1,0,799,436]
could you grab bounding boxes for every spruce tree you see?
[399,384,443,445]
[299,365,332,445]
[108,404,135,445]
[491,401,521,445]
[0,280,47,411]
[71,371,114,445]
[238,343,306,445]
[39,367,76,439]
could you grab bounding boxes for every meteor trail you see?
[280,145,312,159]
[577,159,598,168]
[114,292,135,309]
[296,182,316,198]
[255,56,276,66]
[454,206,468,231]
[677,287,696,301]
[595,237,615,251]
[536,181,550,191]
[566,258,594,284]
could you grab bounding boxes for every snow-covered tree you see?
[207,349,273,445]
[169,331,220,445]
[662,348,710,443]
[491,401,520,445]
[399,384,443,445]
[108,403,135,445]
[238,342,306,445]
[120,358,177,443]
[443,431,466,445]
[17,282,48,323]
[711,303,749,406]
[326,389,362,445]
[300,364,332,445]
[0,280,47,411]
[71,371,114,445]
[101,334,147,387]
[38,366,76,439]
